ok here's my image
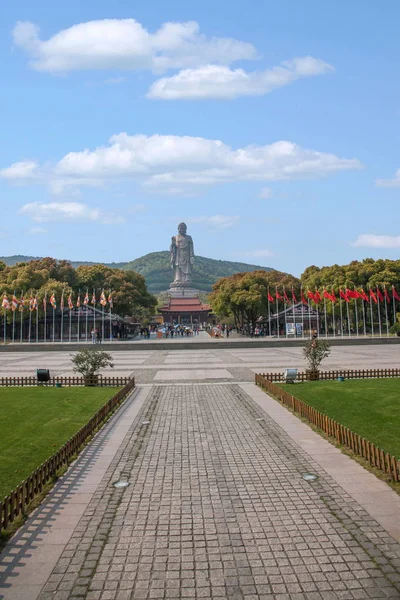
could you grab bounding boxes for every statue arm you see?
[189,236,194,264]
[170,237,176,268]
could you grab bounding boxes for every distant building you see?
[158,296,212,326]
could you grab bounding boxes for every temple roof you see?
[158,296,211,313]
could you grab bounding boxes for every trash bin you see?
[37,369,50,383]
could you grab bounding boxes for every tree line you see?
[0,258,157,322]
[209,259,400,332]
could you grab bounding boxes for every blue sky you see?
[1,0,399,276]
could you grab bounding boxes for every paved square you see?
[1,382,399,599]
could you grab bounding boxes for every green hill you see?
[123,251,272,293]
[0,253,272,293]
[0,255,128,269]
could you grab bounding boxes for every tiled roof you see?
[158,297,211,313]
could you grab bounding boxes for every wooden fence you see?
[0,377,135,534]
[0,376,131,387]
[255,374,400,482]
[258,368,400,382]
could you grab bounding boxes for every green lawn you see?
[279,379,400,458]
[0,387,120,500]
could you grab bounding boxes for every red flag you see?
[314,289,321,303]
[300,290,308,305]
[340,289,349,303]
[283,289,290,304]
[108,292,113,308]
[392,286,400,302]
[369,289,377,304]
[346,288,359,299]
[275,289,283,300]
[360,288,369,302]
[267,291,274,302]
[377,288,384,303]
[307,290,315,302]
[384,287,390,302]
[292,289,297,303]
[323,289,336,302]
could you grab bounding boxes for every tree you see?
[303,339,330,377]
[71,348,114,385]
[209,269,300,332]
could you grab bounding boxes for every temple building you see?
[158,296,212,326]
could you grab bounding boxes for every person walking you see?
[96,329,102,344]
[91,328,96,344]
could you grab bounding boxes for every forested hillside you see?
[123,252,272,292]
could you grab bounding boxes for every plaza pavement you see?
[1,345,400,599]
[0,341,399,384]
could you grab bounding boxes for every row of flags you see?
[267,285,400,305]
[1,290,113,312]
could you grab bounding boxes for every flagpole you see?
[53,298,55,343]
[102,301,105,342]
[283,288,288,337]
[339,294,344,337]
[28,294,32,343]
[307,297,312,337]
[346,298,351,337]
[354,289,359,338]
[77,290,81,343]
[36,298,39,344]
[323,292,328,338]
[61,291,64,343]
[384,288,390,337]
[301,288,304,338]
[393,286,396,325]
[20,293,24,343]
[362,298,367,337]
[109,291,112,342]
[316,302,320,338]
[267,288,271,337]
[292,288,296,338]
[377,289,382,338]
[93,289,96,335]
[85,289,89,342]
[370,295,374,337]
[69,301,72,343]
[275,289,279,339]
[3,307,6,345]
[12,290,16,344]
[332,294,336,338]
[44,293,47,344]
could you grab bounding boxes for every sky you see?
[1,0,400,277]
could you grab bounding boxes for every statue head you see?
[178,222,187,234]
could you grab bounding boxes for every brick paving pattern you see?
[36,384,400,599]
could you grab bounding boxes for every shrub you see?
[71,348,114,379]
[389,322,400,335]
[303,339,331,373]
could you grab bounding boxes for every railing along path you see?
[0,376,131,387]
[258,368,400,382]
[0,377,135,533]
[255,373,399,482]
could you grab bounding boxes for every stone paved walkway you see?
[2,383,400,600]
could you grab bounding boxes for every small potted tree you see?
[71,348,114,386]
[303,339,330,380]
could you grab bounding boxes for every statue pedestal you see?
[168,287,200,298]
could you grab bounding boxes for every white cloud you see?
[29,227,48,234]
[148,57,334,100]
[0,160,40,180]
[187,215,239,229]
[351,234,400,249]
[258,187,273,199]
[376,168,400,187]
[19,202,124,224]
[1,133,362,194]
[129,203,147,214]
[13,19,256,73]
[236,249,275,258]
